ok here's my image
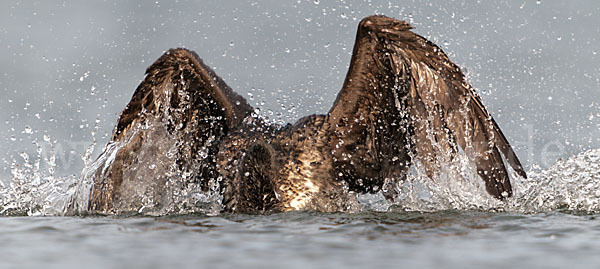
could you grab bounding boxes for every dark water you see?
[2,211,599,268]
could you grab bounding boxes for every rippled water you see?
[1,211,599,268]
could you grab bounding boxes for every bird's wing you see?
[328,15,526,198]
[89,48,252,212]
[112,48,252,141]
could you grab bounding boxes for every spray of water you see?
[2,123,600,216]
[359,149,600,214]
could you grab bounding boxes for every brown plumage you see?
[86,15,526,214]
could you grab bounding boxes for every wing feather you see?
[328,15,526,199]
[89,48,252,212]
[388,22,525,198]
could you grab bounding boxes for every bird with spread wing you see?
[84,15,526,214]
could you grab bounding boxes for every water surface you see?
[1,211,599,268]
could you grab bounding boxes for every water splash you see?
[65,118,223,216]
[368,148,600,214]
[0,148,79,216]
[509,148,600,213]
[2,143,600,216]
[0,118,101,216]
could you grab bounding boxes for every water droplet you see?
[20,152,29,162]
[23,126,33,134]
[313,0,319,4]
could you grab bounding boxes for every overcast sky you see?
[1,1,599,178]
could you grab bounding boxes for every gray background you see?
[1,1,599,178]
